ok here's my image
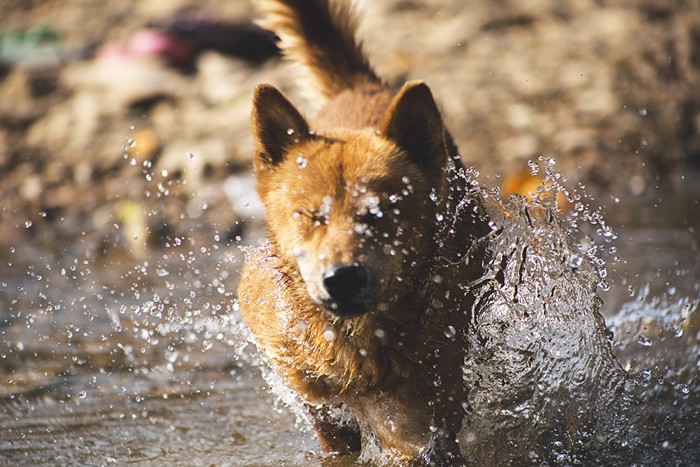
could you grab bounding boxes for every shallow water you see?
[1,183,699,465]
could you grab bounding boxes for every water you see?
[0,241,318,466]
[1,174,699,465]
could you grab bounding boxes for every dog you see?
[237,0,624,464]
[237,0,488,463]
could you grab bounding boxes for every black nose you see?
[322,264,368,303]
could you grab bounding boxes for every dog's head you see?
[251,82,449,318]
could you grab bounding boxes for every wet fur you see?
[239,0,489,463]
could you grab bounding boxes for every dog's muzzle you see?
[322,264,369,318]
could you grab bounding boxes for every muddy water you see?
[1,185,699,465]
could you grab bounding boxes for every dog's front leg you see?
[420,423,465,466]
[420,342,467,465]
[307,403,361,454]
[420,394,466,466]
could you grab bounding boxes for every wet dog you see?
[236,0,625,464]
[237,0,490,463]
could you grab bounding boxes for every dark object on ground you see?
[166,15,279,64]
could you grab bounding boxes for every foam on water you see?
[456,187,627,464]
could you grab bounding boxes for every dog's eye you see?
[293,209,328,227]
[356,195,385,222]
[357,210,382,225]
[312,212,328,226]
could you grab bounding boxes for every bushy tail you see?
[255,0,382,99]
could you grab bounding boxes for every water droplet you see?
[528,160,540,175]
[571,371,586,385]
[323,329,336,341]
[637,335,653,346]
[25,220,32,228]
[354,223,368,234]
[638,108,648,116]
[567,254,583,269]
[286,128,295,135]
[296,156,308,168]
[638,368,652,386]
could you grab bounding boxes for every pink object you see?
[97,29,195,65]
[127,30,173,56]
[128,29,194,64]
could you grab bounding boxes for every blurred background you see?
[0,0,698,465]
[1,0,699,256]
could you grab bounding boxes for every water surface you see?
[1,184,698,466]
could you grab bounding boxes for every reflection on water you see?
[1,185,699,465]
[0,370,317,466]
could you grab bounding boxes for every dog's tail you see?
[255,0,382,99]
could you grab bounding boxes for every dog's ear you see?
[252,84,310,169]
[379,81,447,172]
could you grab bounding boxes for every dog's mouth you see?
[321,299,369,319]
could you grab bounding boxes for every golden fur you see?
[238,0,489,463]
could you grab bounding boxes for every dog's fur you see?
[237,1,630,464]
[238,0,490,463]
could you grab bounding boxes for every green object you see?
[0,24,60,50]
[0,24,90,68]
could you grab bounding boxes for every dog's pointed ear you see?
[252,84,310,168]
[379,81,447,172]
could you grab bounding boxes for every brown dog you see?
[238,0,491,463]
[237,1,630,464]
